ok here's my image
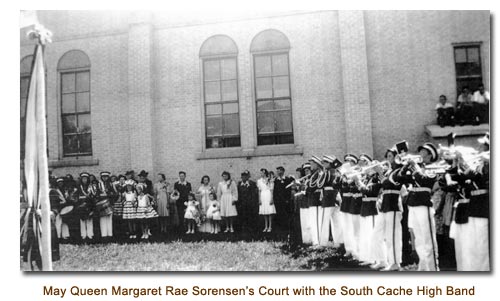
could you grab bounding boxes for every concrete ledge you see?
[49,158,100,168]
[425,123,489,138]
[197,145,304,160]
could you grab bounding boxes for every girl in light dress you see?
[258,168,276,232]
[122,182,138,239]
[217,171,238,233]
[136,184,158,239]
[206,192,221,234]
[196,175,214,233]
[184,193,200,234]
[154,173,170,234]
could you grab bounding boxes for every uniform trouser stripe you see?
[426,207,438,270]
[392,211,397,265]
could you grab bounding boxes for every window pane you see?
[223,113,240,135]
[223,103,238,114]
[62,115,77,134]
[256,77,272,99]
[61,73,75,93]
[257,112,275,134]
[257,135,275,146]
[21,97,27,118]
[275,110,293,132]
[455,63,468,77]
[204,60,220,81]
[78,114,92,133]
[277,133,294,144]
[272,54,289,76]
[273,76,290,98]
[76,92,90,112]
[206,104,222,115]
[257,100,274,112]
[224,136,240,147]
[274,98,291,110]
[20,77,30,98]
[467,47,479,63]
[455,48,467,63]
[221,80,238,101]
[206,115,222,137]
[254,56,272,77]
[79,133,92,154]
[207,137,223,149]
[76,71,90,92]
[63,135,79,155]
[467,62,482,76]
[62,94,76,114]
[204,81,221,102]
[221,58,236,80]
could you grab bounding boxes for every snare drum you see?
[60,205,74,224]
[95,199,113,216]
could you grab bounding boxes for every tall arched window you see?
[20,55,34,159]
[57,50,92,157]
[250,29,293,146]
[200,35,240,149]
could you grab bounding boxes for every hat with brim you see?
[241,170,250,176]
[56,177,65,183]
[138,170,148,177]
[344,154,358,164]
[418,142,439,163]
[80,172,90,179]
[302,162,311,170]
[359,154,373,163]
[100,171,111,178]
[322,155,337,164]
[478,132,489,146]
[309,155,323,167]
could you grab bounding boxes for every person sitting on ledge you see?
[472,83,489,124]
[436,94,455,127]
[455,86,480,126]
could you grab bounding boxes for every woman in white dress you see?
[217,171,238,233]
[258,168,276,232]
[196,175,214,233]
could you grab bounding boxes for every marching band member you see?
[394,142,440,271]
[354,154,383,267]
[98,171,114,241]
[339,154,358,258]
[320,155,343,247]
[454,134,490,270]
[306,156,326,247]
[300,163,313,244]
[77,172,94,242]
[54,177,71,241]
[374,148,404,270]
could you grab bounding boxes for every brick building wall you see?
[20,10,490,183]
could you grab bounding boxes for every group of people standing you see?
[289,133,489,271]
[21,132,490,272]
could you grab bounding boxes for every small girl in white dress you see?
[258,168,276,232]
[206,192,221,234]
[136,184,158,239]
[184,193,200,234]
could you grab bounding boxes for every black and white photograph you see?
[19,10,490,272]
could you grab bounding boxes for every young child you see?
[206,192,221,234]
[184,193,200,234]
[136,184,158,240]
[122,182,138,239]
[436,95,455,127]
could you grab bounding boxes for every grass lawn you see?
[20,231,376,271]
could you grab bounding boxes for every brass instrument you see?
[344,160,391,179]
[395,153,423,165]
[424,160,450,175]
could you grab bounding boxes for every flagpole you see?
[36,41,52,271]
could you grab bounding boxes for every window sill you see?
[49,158,99,168]
[197,144,304,160]
[425,123,489,138]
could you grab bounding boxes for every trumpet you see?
[344,160,391,179]
[424,160,450,175]
[438,144,478,160]
[461,151,490,170]
[395,153,423,165]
